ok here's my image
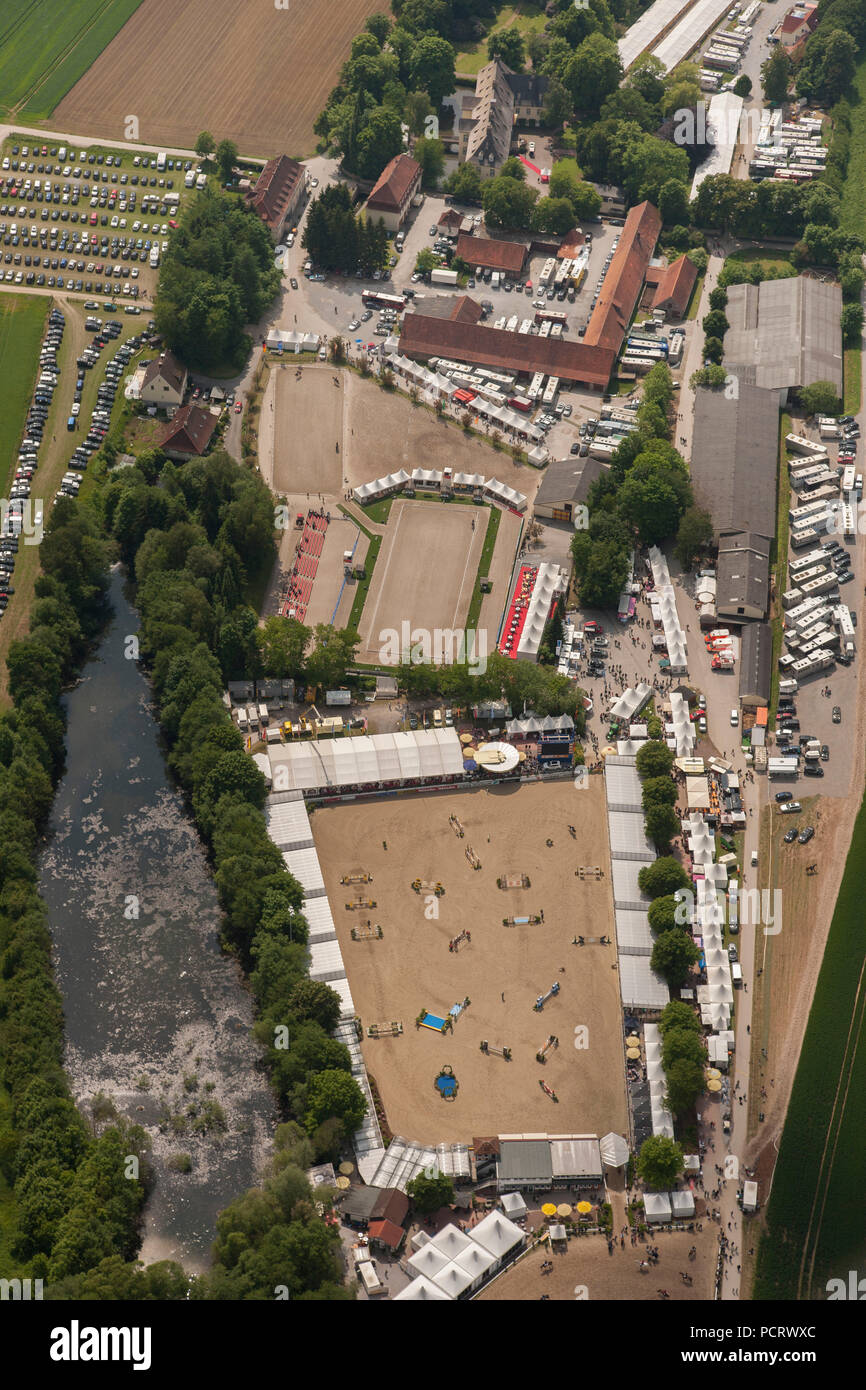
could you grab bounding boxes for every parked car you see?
[798,826,815,843]
[832,706,841,723]
[775,791,793,803]
[783,828,798,844]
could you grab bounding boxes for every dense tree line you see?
[571,363,700,608]
[0,503,152,1285]
[154,188,281,372]
[302,184,389,273]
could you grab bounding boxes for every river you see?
[38,570,275,1272]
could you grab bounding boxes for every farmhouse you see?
[399,309,616,389]
[583,201,662,355]
[458,59,548,179]
[245,154,307,241]
[366,153,422,232]
[139,350,188,408]
[158,402,219,461]
[649,253,698,319]
[455,233,527,279]
[778,1,818,49]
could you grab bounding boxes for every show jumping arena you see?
[311,780,629,1145]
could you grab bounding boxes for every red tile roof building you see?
[651,253,698,319]
[583,200,662,355]
[158,403,218,460]
[455,233,527,277]
[366,153,422,231]
[399,310,616,388]
[245,155,307,242]
[140,349,188,407]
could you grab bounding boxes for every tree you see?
[642,776,678,809]
[444,161,484,203]
[651,928,699,987]
[215,139,238,183]
[708,285,728,312]
[703,335,724,365]
[796,28,857,106]
[733,73,752,99]
[531,196,576,234]
[543,78,573,131]
[702,309,729,339]
[413,135,445,188]
[800,381,842,416]
[354,105,404,180]
[658,178,690,228]
[304,1070,366,1137]
[842,302,864,346]
[636,739,675,780]
[638,856,690,900]
[637,1135,683,1190]
[195,131,215,159]
[288,979,342,1033]
[761,46,792,105]
[500,155,527,181]
[659,999,702,1036]
[565,34,623,115]
[665,1056,705,1115]
[481,175,538,230]
[366,11,392,45]
[648,895,680,935]
[410,34,456,108]
[675,505,714,571]
[488,28,525,71]
[662,1026,706,1070]
[645,802,679,850]
[406,1171,454,1214]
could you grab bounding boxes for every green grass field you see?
[455,2,547,77]
[0,0,144,121]
[843,345,862,417]
[0,294,48,493]
[754,785,866,1299]
[839,56,866,234]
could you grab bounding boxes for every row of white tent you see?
[265,792,387,1181]
[397,1211,525,1300]
[512,563,568,660]
[684,809,735,1032]
[352,468,527,511]
[648,546,688,674]
[603,754,670,1009]
[266,329,321,352]
[267,727,466,793]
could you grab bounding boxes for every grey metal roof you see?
[717,531,771,618]
[535,454,607,510]
[691,382,779,543]
[497,1139,554,1184]
[724,276,843,394]
[738,621,773,704]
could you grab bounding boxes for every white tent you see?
[394,1275,450,1300]
[432,1261,475,1298]
[454,1242,497,1284]
[500,1191,528,1219]
[407,1243,450,1279]
[644,1192,672,1224]
[600,1132,630,1168]
[670,1189,695,1218]
[470,1211,524,1264]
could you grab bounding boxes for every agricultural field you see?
[0,294,47,494]
[54,0,386,157]
[0,0,144,121]
[754,786,866,1300]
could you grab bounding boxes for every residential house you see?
[366,153,422,232]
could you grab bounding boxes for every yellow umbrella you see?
[707,1078,722,1092]
[335,1176,351,1190]
[602,745,617,756]
[626,1034,640,1045]
[577,1201,592,1215]
[339,1161,354,1176]
[557,1203,572,1217]
[518,750,527,762]
[542,1203,557,1217]
[626,1046,641,1060]
[460,732,473,744]
[706,1068,722,1080]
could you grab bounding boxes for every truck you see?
[156,152,167,171]
[786,433,827,455]
[326,689,352,706]
[767,757,799,778]
[491,271,501,290]
[430,268,458,286]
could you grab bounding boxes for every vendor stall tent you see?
[643,1192,672,1224]
[500,1191,528,1220]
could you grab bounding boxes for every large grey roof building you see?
[739,621,773,707]
[716,532,771,622]
[724,276,842,398]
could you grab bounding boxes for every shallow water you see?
[38,571,275,1272]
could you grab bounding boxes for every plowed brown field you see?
[54,0,384,156]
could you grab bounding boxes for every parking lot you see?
[0,133,198,304]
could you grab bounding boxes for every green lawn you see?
[754,779,866,1298]
[362,498,393,526]
[839,55,866,234]
[0,295,48,494]
[455,2,548,76]
[346,535,381,633]
[0,0,144,120]
[844,345,862,417]
[465,504,500,632]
